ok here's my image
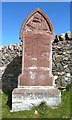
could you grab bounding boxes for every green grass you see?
[1,90,71,118]
[0,93,2,120]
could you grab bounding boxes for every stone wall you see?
[0,32,72,93]
[52,40,71,88]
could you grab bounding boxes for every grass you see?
[1,90,71,119]
[0,92,2,120]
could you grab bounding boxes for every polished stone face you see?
[19,9,54,86]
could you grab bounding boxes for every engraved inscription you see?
[29,71,36,80]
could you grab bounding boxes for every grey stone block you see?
[11,86,61,112]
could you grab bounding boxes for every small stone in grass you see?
[35,110,38,115]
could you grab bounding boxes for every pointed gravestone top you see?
[20,8,54,40]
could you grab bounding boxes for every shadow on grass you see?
[2,56,22,109]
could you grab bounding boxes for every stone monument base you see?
[11,86,61,112]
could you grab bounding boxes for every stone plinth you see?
[11,86,61,112]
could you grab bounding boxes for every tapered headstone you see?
[11,8,61,112]
[18,8,54,86]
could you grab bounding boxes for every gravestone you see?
[11,8,61,112]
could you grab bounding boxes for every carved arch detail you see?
[20,8,54,40]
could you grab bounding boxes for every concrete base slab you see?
[11,86,61,112]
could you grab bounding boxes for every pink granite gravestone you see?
[11,8,61,112]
